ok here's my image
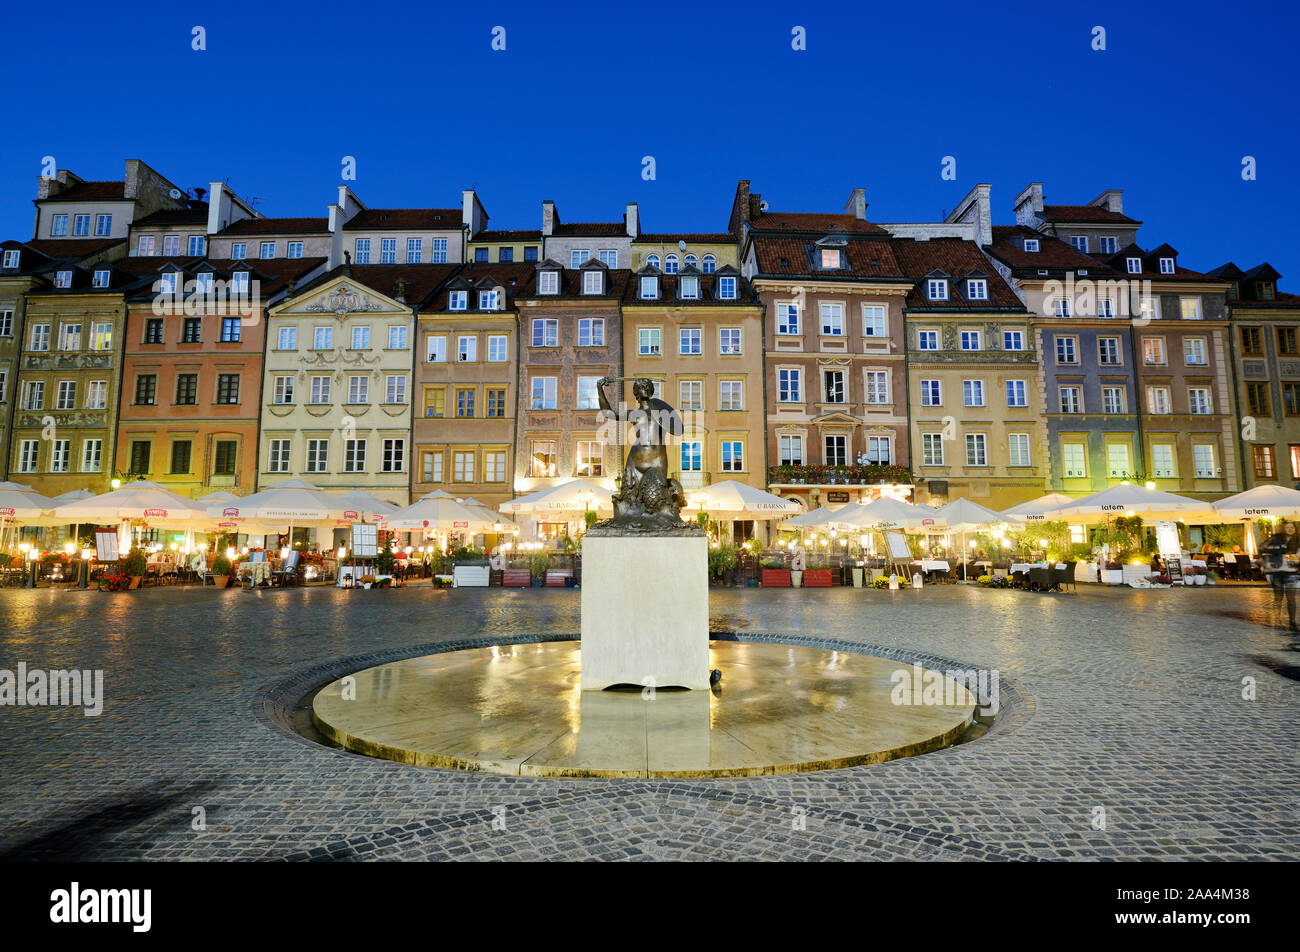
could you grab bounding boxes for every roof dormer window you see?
[449,290,467,310]
[679,276,700,300]
[158,272,178,294]
[2,250,18,269]
[1023,238,1039,252]
[820,249,842,268]
[92,269,110,288]
[538,271,559,295]
[1258,281,1275,300]
[966,278,988,301]
[718,276,737,300]
[196,272,214,294]
[1159,257,1175,274]
[478,289,498,310]
[1126,257,1142,274]
[54,270,72,288]
[927,278,949,301]
[583,270,604,295]
[639,275,659,300]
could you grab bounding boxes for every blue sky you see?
[1,0,1296,278]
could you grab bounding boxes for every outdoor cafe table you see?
[1011,562,1048,574]
[238,562,274,586]
[912,560,950,573]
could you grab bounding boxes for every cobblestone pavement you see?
[0,581,1296,861]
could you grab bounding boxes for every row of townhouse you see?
[2,159,1298,521]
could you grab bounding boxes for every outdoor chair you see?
[273,551,300,587]
[1027,567,1052,591]
[1056,562,1077,592]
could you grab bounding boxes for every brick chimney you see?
[542,200,557,236]
[844,188,867,221]
[729,179,753,238]
[1013,183,1044,227]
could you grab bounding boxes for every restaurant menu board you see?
[1166,557,1183,584]
[94,530,118,562]
[1155,521,1182,558]
[885,531,912,561]
[351,523,378,558]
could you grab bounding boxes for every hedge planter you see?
[760,568,791,587]
[802,568,833,588]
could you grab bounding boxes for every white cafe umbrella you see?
[458,498,515,530]
[681,480,803,521]
[1043,483,1217,525]
[54,480,209,528]
[207,479,350,550]
[780,506,837,529]
[1211,484,1300,521]
[1001,492,1075,524]
[0,483,58,550]
[381,492,497,533]
[499,480,613,516]
[50,488,95,504]
[835,496,945,532]
[936,497,1010,580]
[335,489,400,523]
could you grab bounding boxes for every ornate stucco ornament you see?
[305,285,384,318]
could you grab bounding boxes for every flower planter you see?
[214,576,230,589]
[790,570,803,588]
[851,567,864,588]
[760,568,791,587]
[1100,569,1124,585]
[802,568,833,587]
[1193,574,1206,585]
[129,576,142,590]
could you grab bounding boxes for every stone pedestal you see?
[580,534,709,690]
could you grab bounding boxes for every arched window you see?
[646,254,660,269]
[701,254,717,274]
[684,253,698,269]
[664,254,679,274]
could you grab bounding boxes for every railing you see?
[767,464,913,485]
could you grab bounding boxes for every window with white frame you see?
[1056,336,1077,363]
[485,450,507,482]
[1,251,17,269]
[458,336,476,362]
[260,241,275,259]
[1188,387,1211,414]
[921,433,944,466]
[664,254,679,274]
[639,275,659,299]
[598,250,617,268]
[927,279,949,300]
[571,250,590,269]
[380,238,397,264]
[1142,337,1165,364]
[96,214,112,236]
[431,238,447,263]
[820,303,844,335]
[456,450,478,482]
[448,290,467,310]
[388,325,408,349]
[864,370,889,404]
[680,440,702,472]
[268,439,291,473]
[1062,443,1087,478]
[92,269,110,288]
[1107,443,1131,477]
[54,270,71,288]
[960,329,982,351]
[488,335,507,361]
[679,328,702,355]
[965,433,987,466]
[18,439,39,473]
[638,327,661,355]
[1054,297,1071,318]
[578,318,604,346]
[577,376,601,410]
[575,441,602,477]
[382,439,404,472]
[679,276,699,299]
[919,379,941,406]
[1184,337,1206,365]
[824,435,847,466]
[721,441,744,472]
[1023,238,1039,252]
[778,368,802,402]
[1099,237,1117,254]
[823,370,845,403]
[1003,329,1024,350]
[719,328,741,354]
[305,439,329,473]
[1126,257,1142,274]
[425,335,446,362]
[81,438,102,472]
[966,279,988,300]
[862,304,886,338]
[532,319,558,347]
[313,326,332,349]
[1193,444,1216,477]
[56,379,76,410]
[309,375,330,404]
[777,303,800,335]
[347,375,369,404]
[344,439,366,472]
[1059,386,1082,414]
[1098,336,1121,365]
[679,379,703,410]
[84,380,106,409]
[583,270,604,295]
[21,380,43,410]
[407,238,423,263]
[1102,386,1125,414]
[1006,379,1027,407]
[351,325,371,350]
[531,376,557,410]
[864,436,891,464]
[779,435,803,465]
[1097,297,1115,318]
[1180,297,1202,320]
[962,379,984,407]
[1139,296,1159,321]
[1146,386,1171,414]
[701,254,717,273]
[1151,443,1175,478]
[1008,433,1031,467]
[538,270,559,294]
[918,329,938,350]
[720,380,743,410]
[59,323,81,350]
[273,375,294,404]
[287,241,302,258]
[1159,257,1175,274]
[230,241,246,260]
[718,276,737,299]
[1070,236,1088,252]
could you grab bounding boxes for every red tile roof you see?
[473,229,542,241]
[22,238,126,260]
[216,217,329,236]
[132,203,209,226]
[636,233,736,243]
[292,263,462,306]
[619,269,757,306]
[117,256,328,299]
[420,262,540,310]
[1042,204,1140,225]
[748,211,887,235]
[750,234,905,280]
[343,208,463,230]
[890,238,1027,310]
[551,220,629,237]
[986,225,1118,274]
[37,181,128,203]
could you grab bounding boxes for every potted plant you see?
[211,554,232,588]
[708,544,738,585]
[122,548,147,590]
[872,574,891,589]
[375,544,396,578]
[1100,560,1123,585]
[99,570,131,592]
[529,552,550,587]
[359,573,376,590]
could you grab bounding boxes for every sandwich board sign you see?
[351,523,379,558]
[94,529,119,562]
